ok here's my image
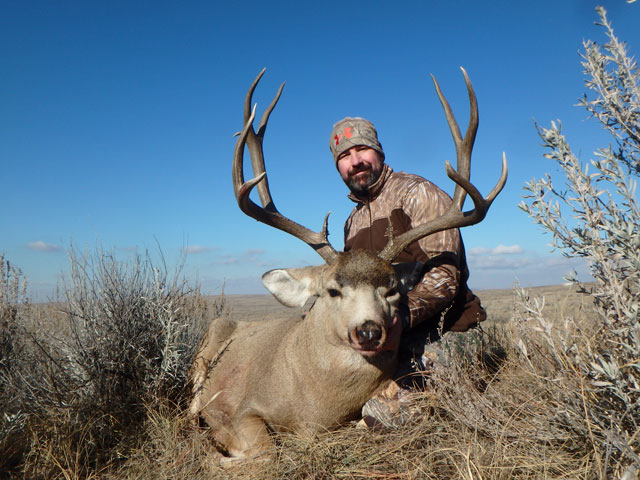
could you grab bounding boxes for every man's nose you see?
[348,148,362,165]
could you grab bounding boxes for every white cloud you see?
[465,242,594,289]
[214,254,239,265]
[469,255,535,270]
[183,245,214,254]
[493,244,524,255]
[26,241,62,252]
[467,252,592,290]
[468,244,523,255]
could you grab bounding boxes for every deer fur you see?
[189,249,402,458]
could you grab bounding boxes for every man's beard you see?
[346,166,383,196]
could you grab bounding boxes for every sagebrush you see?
[0,248,213,478]
[520,5,640,476]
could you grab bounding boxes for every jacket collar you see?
[347,164,393,204]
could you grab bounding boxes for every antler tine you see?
[257,81,285,138]
[379,69,507,262]
[243,68,265,126]
[488,153,508,203]
[233,70,338,264]
[252,82,285,208]
[241,68,279,208]
[431,66,478,211]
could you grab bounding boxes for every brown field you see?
[220,283,593,325]
[4,279,629,479]
[116,283,611,479]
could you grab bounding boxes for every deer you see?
[189,67,507,459]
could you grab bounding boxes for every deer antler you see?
[232,68,339,264]
[379,67,508,262]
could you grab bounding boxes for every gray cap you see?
[329,117,384,163]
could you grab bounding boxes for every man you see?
[330,117,486,424]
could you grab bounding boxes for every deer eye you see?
[386,288,398,298]
[328,288,341,298]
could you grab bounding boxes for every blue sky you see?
[2,1,639,299]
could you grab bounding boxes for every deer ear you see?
[262,265,325,308]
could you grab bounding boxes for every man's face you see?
[336,146,384,196]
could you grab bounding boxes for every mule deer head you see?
[189,68,507,459]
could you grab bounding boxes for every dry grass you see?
[2,250,637,479]
[106,393,581,480]
[479,284,594,325]
[106,323,588,479]
[107,289,620,479]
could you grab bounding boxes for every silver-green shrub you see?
[0,255,30,474]
[520,6,639,474]
[63,247,208,409]
[0,248,213,477]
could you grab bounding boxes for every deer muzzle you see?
[356,320,382,346]
[349,316,400,357]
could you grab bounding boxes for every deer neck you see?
[289,305,396,382]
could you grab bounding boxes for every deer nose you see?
[355,320,383,348]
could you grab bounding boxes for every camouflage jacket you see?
[344,164,485,332]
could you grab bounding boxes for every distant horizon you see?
[212,281,585,297]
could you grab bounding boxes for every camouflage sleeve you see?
[406,263,459,329]
[402,182,462,329]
